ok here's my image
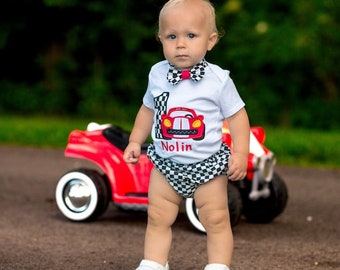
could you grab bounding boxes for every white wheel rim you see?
[56,172,98,221]
[185,198,206,233]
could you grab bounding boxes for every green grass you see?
[1,115,339,169]
[264,128,340,169]
[0,115,133,148]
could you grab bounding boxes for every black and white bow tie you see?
[167,59,208,85]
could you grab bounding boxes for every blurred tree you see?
[212,0,339,128]
[0,0,338,128]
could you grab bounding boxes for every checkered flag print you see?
[167,68,182,85]
[153,92,169,139]
[190,59,207,82]
[167,59,208,85]
[147,143,231,198]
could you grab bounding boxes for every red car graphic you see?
[161,107,205,140]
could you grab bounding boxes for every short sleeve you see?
[219,76,245,118]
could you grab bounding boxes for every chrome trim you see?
[63,179,92,212]
[250,152,276,200]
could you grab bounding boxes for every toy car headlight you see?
[263,154,276,181]
[163,119,172,127]
[192,119,202,128]
[252,153,276,182]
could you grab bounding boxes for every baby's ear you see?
[155,30,161,42]
[208,32,219,51]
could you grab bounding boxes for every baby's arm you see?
[226,107,250,180]
[123,105,154,164]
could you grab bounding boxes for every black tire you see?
[55,168,110,221]
[185,182,243,233]
[241,173,288,223]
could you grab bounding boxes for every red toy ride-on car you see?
[55,121,288,232]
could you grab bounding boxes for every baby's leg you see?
[143,168,182,266]
[194,175,233,266]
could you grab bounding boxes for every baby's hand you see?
[227,152,248,181]
[123,142,141,164]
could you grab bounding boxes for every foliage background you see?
[0,0,339,129]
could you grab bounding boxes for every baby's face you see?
[158,0,218,70]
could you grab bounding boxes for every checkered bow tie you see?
[167,59,208,85]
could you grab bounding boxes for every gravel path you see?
[0,146,339,269]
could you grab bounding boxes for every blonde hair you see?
[158,0,220,36]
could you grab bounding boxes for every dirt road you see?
[0,146,339,269]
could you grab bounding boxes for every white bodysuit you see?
[143,60,245,164]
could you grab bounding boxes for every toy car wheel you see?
[185,182,243,233]
[241,173,288,223]
[55,168,110,221]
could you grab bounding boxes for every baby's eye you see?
[187,33,196,39]
[168,34,176,40]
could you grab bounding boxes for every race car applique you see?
[161,107,205,140]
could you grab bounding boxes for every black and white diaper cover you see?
[147,143,231,198]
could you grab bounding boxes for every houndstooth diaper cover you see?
[147,143,231,198]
